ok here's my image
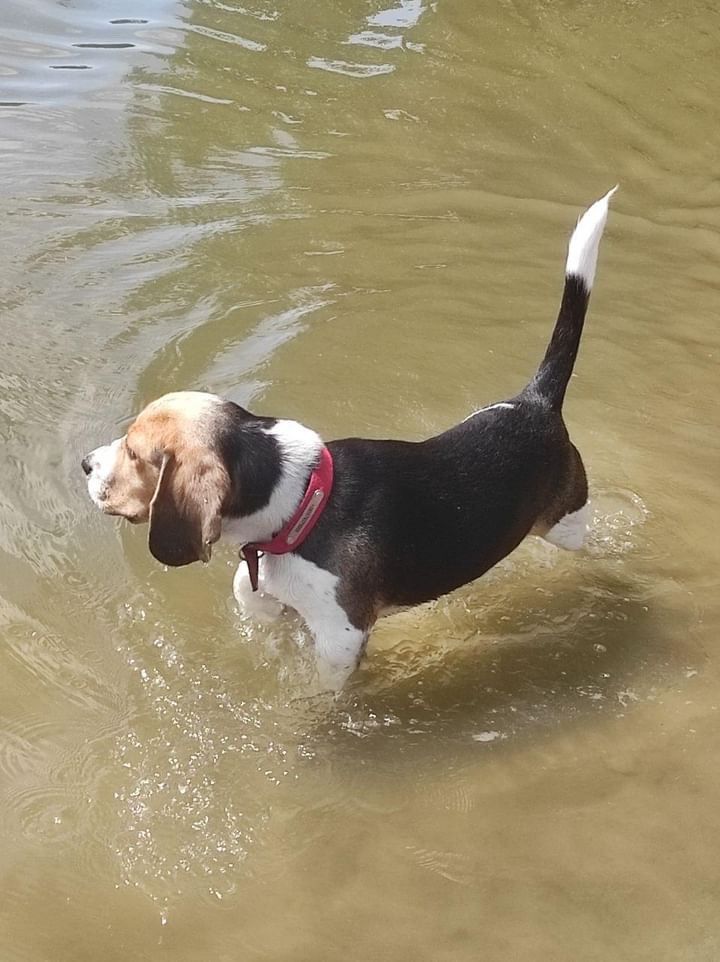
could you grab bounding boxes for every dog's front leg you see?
[306,616,367,692]
[299,595,368,691]
[262,556,368,690]
[233,561,285,623]
[281,585,366,690]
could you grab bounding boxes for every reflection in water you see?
[309,0,428,76]
[1,0,720,959]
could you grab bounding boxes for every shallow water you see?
[1,1,720,959]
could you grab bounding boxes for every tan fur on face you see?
[96,392,230,566]
[101,439,159,523]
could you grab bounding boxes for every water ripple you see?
[368,0,427,29]
[108,629,307,901]
[306,57,395,78]
[185,23,267,52]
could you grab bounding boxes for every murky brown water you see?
[1,0,719,959]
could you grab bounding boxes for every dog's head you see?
[81,392,230,567]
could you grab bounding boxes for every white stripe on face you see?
[85,437,123,508]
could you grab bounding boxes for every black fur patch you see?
[213,401,283,518]
[531,274,590,410]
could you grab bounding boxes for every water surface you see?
[1,1,719,959]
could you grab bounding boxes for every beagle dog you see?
[82,189,615,689]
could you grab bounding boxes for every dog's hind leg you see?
[534,442,590,551]
[543,501,591,550]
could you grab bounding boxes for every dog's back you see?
[303,189,617,611]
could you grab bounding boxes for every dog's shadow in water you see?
[316,563,694,764]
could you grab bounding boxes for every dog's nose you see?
[81,456,93,477]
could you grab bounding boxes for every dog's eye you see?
[126,444,138,461]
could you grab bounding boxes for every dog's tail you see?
[530,187,616,411]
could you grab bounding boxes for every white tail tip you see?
[565,185,617,290]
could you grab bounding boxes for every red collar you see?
[240,446,334,591]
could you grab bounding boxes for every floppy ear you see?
[148,450,229,567]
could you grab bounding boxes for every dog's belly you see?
[378,604,412,619]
